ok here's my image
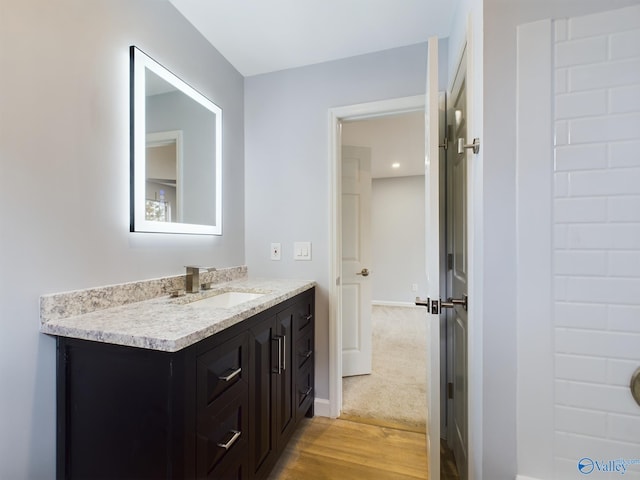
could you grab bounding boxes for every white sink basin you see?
[189,291,265,309]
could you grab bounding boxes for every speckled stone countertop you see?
[40,266,315,352]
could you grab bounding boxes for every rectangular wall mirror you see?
[130,46,222,235]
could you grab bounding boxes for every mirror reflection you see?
[130,46,222,235]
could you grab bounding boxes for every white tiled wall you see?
[553,5,640,478]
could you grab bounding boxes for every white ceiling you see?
[168,0,456,76]
[342,111,425,179]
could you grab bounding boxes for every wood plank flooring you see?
[266,416,428,480]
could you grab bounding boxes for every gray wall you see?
[371,176,427,303]
[0,1,244,477]
[244,41,448,405]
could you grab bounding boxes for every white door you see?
[423,36,441,479]
[446,45,469,480]
[341,145,373,377]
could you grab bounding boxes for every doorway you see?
[328,95,426,421]
[339,111,429,430]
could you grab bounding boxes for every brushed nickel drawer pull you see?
[217,430,241,450]
[282,335,286,371]
[218,367,241,382]
[272,336,283,374]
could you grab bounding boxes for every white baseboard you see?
[314,397,333,418]
[372,300,421,308]
[516,475,544,480]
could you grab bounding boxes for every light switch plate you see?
[270,243,281,261]
[293,242,312,261]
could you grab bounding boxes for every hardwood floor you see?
[267,416,428,480]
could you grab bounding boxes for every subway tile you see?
[566,277,640,305]
[555,120,569,146]
[556,405,608,436]
[608,251,640,277]
[623,469,640,480]
[555,172,570,197]
[568,224,640,250]
[554,144,607,171]
[555,19,568,43]
[556,354,608,382]
[610,28,640,60]
[569,5,640,40]
[569,113,640,144]
[555,224,569,248]
[555,276,568,301]
[570,59,640,92]
[608,196,640,222]
[608,305,640,334]
[555,430,640,463]
[569,168,640,196]
[607,413,640,443]
[556,36,608,67]
[556,67,568,94]
[609,141,640,168]
[556,380,640,415]
[554,197,608,223]
[555,302,608,329]
[607,358,640,386]
[556,90,607,119]
[555,250,607,275]
[556,328,640,360]
[554,458,587,480]
[610,85,640,114]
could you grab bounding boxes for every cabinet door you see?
[275,306,296,448]
[249,314,277,477]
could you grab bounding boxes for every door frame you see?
[328,94,425,418]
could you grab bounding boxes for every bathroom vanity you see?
[41,267,315,479]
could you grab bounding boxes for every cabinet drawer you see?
[197,332,248,409]
[295,331,313,371]
[293,294,313,334]
[197,392,249,478]
[295,363,314,420]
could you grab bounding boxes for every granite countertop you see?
[40,267,315,352]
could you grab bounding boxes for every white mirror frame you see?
[130,46,222,235]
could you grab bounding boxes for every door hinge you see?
[447,253,453,270]
[447,382,454,400]
[439,125,452,150]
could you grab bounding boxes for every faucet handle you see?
[184,265,217,272]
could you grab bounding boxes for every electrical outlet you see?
[270,243,281,261]
[412,283,418,292]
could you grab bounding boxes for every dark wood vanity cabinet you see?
[56,288,314,480]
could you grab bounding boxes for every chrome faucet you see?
[185,266,216,293]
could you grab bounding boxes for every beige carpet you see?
[341,305,428,432]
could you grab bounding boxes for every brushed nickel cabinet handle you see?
[217,430,241,450]
[218,367,241,382]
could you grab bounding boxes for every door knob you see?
[356,268,370,277]
[457,137,480,154]
[440,294,468,311]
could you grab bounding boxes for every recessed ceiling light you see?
[392,162,400,169]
